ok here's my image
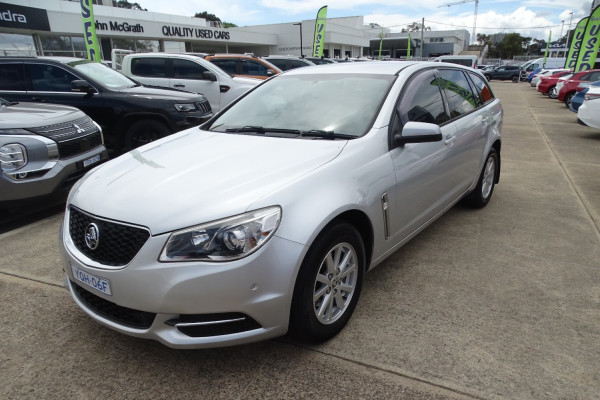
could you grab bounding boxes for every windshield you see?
[209,73,395,137]
[68,60,137,89]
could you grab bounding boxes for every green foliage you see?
[112,0,147,10]
[194,11,221,22]
[223,22,238,28]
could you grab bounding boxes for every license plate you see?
[83,154,101,168]
[71,263,112,296]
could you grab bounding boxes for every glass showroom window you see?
[112,38,159,53]
[0,33,37,56]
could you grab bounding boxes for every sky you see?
[134,0,587,42]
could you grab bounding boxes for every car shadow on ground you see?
[0,203,65,235]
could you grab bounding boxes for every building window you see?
[0,33,37,56]
[430,38,444,43]
[112,38,159,52]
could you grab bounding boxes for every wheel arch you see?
[492,139,501,184]
[323,209,374,271]
[117,112,174,147]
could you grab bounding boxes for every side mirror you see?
[71,80,96,95]
[266,69,275,76]
[203,71,217,82]
[395,121,443,146]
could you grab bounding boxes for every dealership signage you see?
[95,20,144,33]
[0,2,50,31]
[161,26,230,40]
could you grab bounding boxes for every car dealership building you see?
[0,0,469,60]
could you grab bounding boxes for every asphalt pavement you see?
[1,80,599,400]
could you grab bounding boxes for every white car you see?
[121,53,260,112]
[530,69,569,87]
[60,61,502,349]
[577,87,600,129]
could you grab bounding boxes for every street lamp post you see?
[565,11,574,56]
[293,22,303,58]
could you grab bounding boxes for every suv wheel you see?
[511,76,519,83]
[484,74,491,81]
[125,120,170,151]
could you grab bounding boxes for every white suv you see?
[121,53,260,112]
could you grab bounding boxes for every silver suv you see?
[0,99,107,209]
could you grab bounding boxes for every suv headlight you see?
[174,103,197,112]
[0,143,27,172]
[159,206,281,262]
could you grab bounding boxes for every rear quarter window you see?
[468,72,494,106]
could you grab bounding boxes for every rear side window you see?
[27,64,78,92]
[467,72,494,106]
[210,59,237,75]
[437,69,476,118]
[0,63,26,91]
[241,60,270,76]
[172,59,208,79]
[266,58,287,70]
[131,58,167,77]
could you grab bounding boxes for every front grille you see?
[165,313,262,337]
[69,206,150,267]
[72,281,156,329]
[196,100,211,115]
[57,131,103,158]
[29,115,103,159]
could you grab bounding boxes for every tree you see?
[194,11,221,22]
[401,21,431,32]
[477,33,489,46]
[113,0,147,10]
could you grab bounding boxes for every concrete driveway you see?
[1,81,599,400]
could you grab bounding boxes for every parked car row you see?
[528,66,600,129]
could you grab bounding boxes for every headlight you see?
[0,143,27,172]
[174,103,197,112]
[159,206,281,262]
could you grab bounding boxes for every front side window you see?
[209,73,395,137]
[437,69,476,118]
[241,60,270,76]
[27,64,78,92]
[172,59,208,79]
[399,71,448,126]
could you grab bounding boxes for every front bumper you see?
[0,146,108,208]
[59,213,307,349]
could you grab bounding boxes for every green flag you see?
[565,17,588,69]
[378,28,384,60]
[575,5,600,71]
[543,31,551,68]
[312,6,327,58]
[81,0,101,62]
[407,34,411,59]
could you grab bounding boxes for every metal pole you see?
[293,23,303,58]
[564,11,574,57]
[420,18,424,59]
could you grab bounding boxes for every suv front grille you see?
[30,115,103,158]
[69,206,150,267]
[72,282,156,329]
[196,100,211,115]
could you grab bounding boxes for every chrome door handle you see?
[444,135,455,146]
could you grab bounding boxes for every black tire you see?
[511,76,519,83]
[548,86,557,99]
[124,120,171,151]
[564,92,574,108]
[484,74,491,81]
[289,222,365,343]
[463,148,498,208]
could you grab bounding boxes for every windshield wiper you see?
[225,126,301,135]
[299,130,356,140]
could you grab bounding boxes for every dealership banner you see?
[575,5,600,71]
[565,17,588,69]
[543,31,551,67]
[80,0,101,62]
[312,6,327,58]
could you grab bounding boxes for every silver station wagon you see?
[59,61,502,348]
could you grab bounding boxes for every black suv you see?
[483,65,524,82]
[0,57,212,155]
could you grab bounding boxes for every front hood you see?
[118,85,207,101]
[70,129,346,234]
[0,102,83,128]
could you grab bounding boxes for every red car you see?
[557,69,600,107]
[537,70,573,98]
